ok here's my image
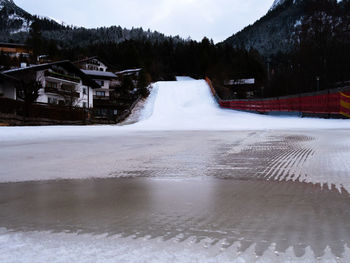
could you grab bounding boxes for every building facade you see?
[2,61,99,108]
[0,43,32,58]
[75,57,119,119]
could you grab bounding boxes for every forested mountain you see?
[223,0,350,56]
[1,0,349,99]
[0,0,265,83]
[223,0,305,56]
[259,0,350,97]
[0,0,182,47]
[0,0,32,38]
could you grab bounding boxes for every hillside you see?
[0,0,182,48]
[0,0,33,37]
[223,0,305,56]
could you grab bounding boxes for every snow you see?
[270,0,287,11]
[225,78,255,85]
[270,0,343,11]
[115,68,142,75]
[269,0,299,11]
[81,69,117,78]
[123,78,350,131]
[1,78,350,262]
[0,228,348,263]
[1,78,350,141]
[7,13,31,34]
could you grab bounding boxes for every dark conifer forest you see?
[1,0,350,99]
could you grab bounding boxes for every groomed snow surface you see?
[1,228,349,263]
[125,77,350,131]
[1,78,350,262]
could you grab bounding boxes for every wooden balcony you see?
[45,87,80,98]
[45,71,80,83]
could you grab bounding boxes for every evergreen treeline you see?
[57,38,265,83]
[2,0,350,100]
[266,0,350,97]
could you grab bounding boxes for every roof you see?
[82,69,117,79]
[74,56,99,64]
[115,68,142,75]
[74,56,116,70]
[0,73,19,82]
[2,61,100,89]
[2,61,71,74]
[225,79,255,86]
[0,42,28,48]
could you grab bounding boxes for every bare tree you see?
[59,84,82,108]
[16,71,43,117]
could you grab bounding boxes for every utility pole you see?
[316,76,320,92]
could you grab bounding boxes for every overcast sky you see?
[14,0,273,43]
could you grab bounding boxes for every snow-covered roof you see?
[2,61,71,74]
[115,68,142,75]
[81,70,117,79]
[225,79,255,85]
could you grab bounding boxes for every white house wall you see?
[36,71,48,104]
[88,87,94,108]
[84,60,108,72]
[35,70,93,108]
[93,79,111,97]
[77,84,94,108]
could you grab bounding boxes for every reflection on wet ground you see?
[1,177,350,258]
[1,130,350,260]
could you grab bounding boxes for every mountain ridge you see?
[222,0,304,56]
[0,0,183,48]
[223,0,347,56]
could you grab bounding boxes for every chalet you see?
[75,57,119,118]
[115,68,142,88]
[224,78,260,99]
[75,57,117,95]
[2,61,99,108]
[0,43,32,58]
[75,57,108,72]
[0,73,18,100]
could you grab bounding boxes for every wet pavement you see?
[1,130,350,261]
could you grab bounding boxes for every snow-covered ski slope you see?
[125,77,350,131]
[2,77,350,142]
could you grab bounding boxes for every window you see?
[82,88,87,95]
[96,91,105,97]
[83,102,87,108]
[95,108,108,116]
[48,97,58,105]
[46,82,58,89]
[61,84,75,92]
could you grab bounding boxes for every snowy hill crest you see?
[270,0,299,11]
[270,0,287,10]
